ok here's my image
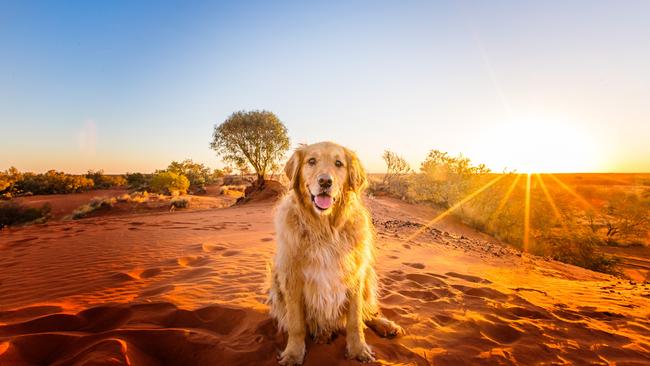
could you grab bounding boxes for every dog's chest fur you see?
[301,235,356,328]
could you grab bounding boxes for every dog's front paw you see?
[372,317,405,338]
[278,344,305,366]
[346,341,375,363]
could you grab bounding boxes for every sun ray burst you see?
[406,174,505,242]
[487,174,522,228]
[547,174,592,210]
[536,174,566,228]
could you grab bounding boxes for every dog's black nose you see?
[318,174,333,188]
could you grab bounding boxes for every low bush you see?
[0,201,51,228]
[166,159,224,187]
[71,197,117,219]
[543,231,620,275]
[86,170,127,189]
[125,172,150,191]
[149,172,189,195]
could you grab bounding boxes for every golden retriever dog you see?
[268,141,403,365]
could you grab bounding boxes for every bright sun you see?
[483,115,598,173]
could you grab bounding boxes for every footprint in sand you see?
[177,256,211,267]
[140,268,162,279]
[405,273,446,286]
[202,243,227,252]
[177,267,215,280]
[398,289,439,301]
[403,262,425,269]
[452,285,509,301]
[478,321,523,344]
[576,306,624,320]
[504,306,549,320]
[446,272,492,284]
[222,250,240,257]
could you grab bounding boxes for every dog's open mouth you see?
[311,193,334,211]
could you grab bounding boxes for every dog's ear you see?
[345,148,367,193]
[284,147,304,191]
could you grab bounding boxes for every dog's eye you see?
[308,158,316,166]
[335,160,343,168]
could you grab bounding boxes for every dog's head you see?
[284,141,367,216]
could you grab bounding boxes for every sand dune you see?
[1,196,649,365]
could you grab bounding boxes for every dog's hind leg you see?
[362,267,405,338]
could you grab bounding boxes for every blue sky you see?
[1,0,649,173]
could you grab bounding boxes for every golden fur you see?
[268,141,403,365]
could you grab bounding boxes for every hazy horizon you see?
[2,1,649,174]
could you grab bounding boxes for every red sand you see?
[12,189,128,220]
[1,196,649,365]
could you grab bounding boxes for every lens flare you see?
[536,174,565,228]
[406,175,505,242]
[487,174,522,228]
[547,174,593,210]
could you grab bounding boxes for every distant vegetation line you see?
[0,159,240,228]
[370,149,650,276]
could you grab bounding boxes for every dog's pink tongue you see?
[315,194,333,209]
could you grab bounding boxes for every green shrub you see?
[543,231,620,275]
[0,201,51,228]
[0,167,22,196]
[86,170,127,189]
[149,171,189,195]
[125,172,150,191]
[166,159,219,187]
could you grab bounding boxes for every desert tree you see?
[601,191,650,244]
[210,110,290,186]
[382,150,411,184]
[235,160,251,180]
